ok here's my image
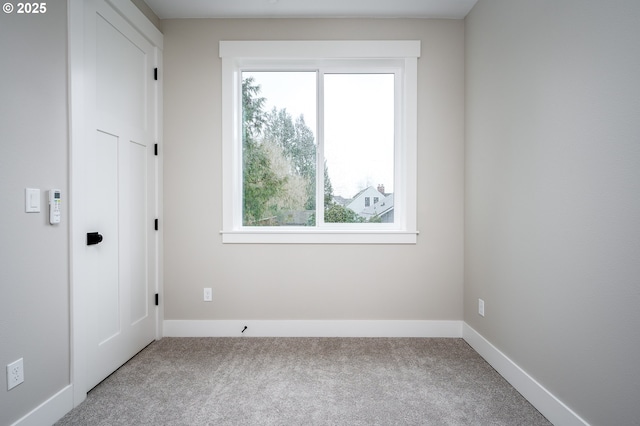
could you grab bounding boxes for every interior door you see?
[84,0,157,390]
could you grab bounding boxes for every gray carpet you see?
[56,338,551,425]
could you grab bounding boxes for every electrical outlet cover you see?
[7,358,24,390]
[204,288,212,302]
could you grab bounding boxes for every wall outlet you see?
[7,358,24,390]
[203,287,212,302]
[478,299,485,317]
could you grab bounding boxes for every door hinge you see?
[154,143,158,156]
[154,218,159,231]
[154,68,158,81]
[155,293,159,306]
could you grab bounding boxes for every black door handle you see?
[87,232,103,245]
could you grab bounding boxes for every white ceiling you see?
[143,0,478,20]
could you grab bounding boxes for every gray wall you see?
[465,0,640,424]
[0,2,70,424]
[162,19,465,321]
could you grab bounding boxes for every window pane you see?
[241,71,317,226]
[323,74,395,224]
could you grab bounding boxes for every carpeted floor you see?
[56,338,551,425]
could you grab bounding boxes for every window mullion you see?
[316,69,326,227]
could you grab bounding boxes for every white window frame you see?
[220,41,419,244]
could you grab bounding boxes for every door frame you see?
[68,0,163,407]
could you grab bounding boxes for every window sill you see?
[220,230,419,244]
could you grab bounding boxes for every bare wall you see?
[465,0,640,424]
[162,19,464,321]
[0,2,70,424]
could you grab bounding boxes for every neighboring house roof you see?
[332,195,351,206]
[350,187,370,200]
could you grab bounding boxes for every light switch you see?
[25,188,40,213]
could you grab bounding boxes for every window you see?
[220,41,419,243]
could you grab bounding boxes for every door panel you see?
[96,13,147,130]
[93,130,120,344]
[127,140,149,325]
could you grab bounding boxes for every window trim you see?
[220,40,420,244]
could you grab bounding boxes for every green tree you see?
[263,108,317,210]
[242,77,266,140]
[242,78,287,225]
[324,203,366,223]
[294,115,317,210]
[323,161,333,208]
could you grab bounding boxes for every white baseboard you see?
[462,323,589,426]
[164,320,463,338]
[10,384,73,426]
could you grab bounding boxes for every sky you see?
[243,71,394,198]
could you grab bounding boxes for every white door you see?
[82,0,158,390]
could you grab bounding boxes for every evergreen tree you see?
[242,77,287,225]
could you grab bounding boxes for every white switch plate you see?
[478,299,485,317]
[25,188,40,213]
[203,288,212,302]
